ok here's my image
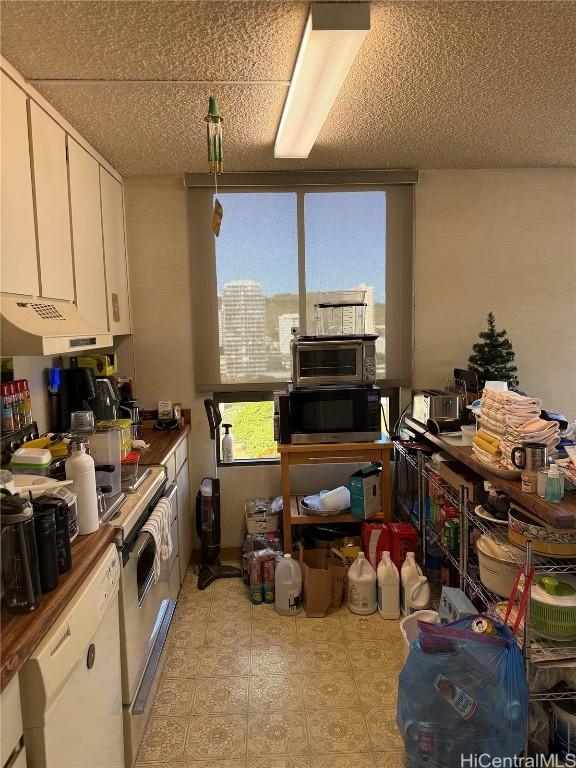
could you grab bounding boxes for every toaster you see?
[412,389,462,424]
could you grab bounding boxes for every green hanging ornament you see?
[205,95,223,175]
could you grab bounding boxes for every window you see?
[190,178,413,392]
[304,191,386,376]
[215,193,298,384]
[216,397,279,462]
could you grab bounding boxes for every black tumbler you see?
[33,497,72,575]
[34,507,59,593]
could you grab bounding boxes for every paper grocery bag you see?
[295,545,347,617]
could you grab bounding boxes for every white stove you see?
[104,464,177,768]
[108,465,165,544]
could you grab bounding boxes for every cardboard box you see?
[349,464,382,520]
[387,522,418,571]
[436,461,477,501]
[361,522,390,568]
[438,587,476,623]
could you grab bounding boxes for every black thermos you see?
[33,497,72,575]
[33,507,60,592]
[33,497,72,576]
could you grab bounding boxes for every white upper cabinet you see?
[1,72,39,296]
[100,168,131,334]
[67,138,109,332]
[29,102,74,301]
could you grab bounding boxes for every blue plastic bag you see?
[397,615,528,768]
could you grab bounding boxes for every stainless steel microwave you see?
[291,334,377,388]
[276,385,382,444]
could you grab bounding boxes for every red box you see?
[388,522,418,571]
[361,522,390,568]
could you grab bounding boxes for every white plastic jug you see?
[400,552,422,616]
[274,554,303,616]
[347,552,377,615]
[377,551,400,619]
[408,575,431,613]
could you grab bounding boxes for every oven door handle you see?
[130,530,153,562]
[138,568,156,607]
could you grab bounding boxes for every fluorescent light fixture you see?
[274,2,370,159]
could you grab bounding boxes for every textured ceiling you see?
[1,1,575,175]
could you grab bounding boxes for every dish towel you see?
[141,497,173,583]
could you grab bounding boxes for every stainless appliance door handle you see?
[164,483,177,504]
[138,568,156,607]
[130,531,153,561]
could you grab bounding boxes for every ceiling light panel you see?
[274,2,370,159]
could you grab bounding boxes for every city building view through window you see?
[215,190,387,384]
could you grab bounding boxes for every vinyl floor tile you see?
[247,711,308,756]
[193,676,249,714]
[184,714,248,760]
[307,707,370,754]
[137,717,187,763]
[303,671,360,709]
[249,673,304,711]
[151,677,196,717]
[143,570,406,766]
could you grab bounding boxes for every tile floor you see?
[136,568,407,768]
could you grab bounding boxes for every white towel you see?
[141,497,173,582]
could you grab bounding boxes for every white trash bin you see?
[399,609,440,659]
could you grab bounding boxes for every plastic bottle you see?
[400,551,422,616]
[274,553,303,615]
[544,464,563,503]
[348,552,377,615]
[221,423,234,463]
[21,379,33,424]
[65,440,99,534]
[15,381,26,428]
[7,383,19,428]
[408,575,431,612]
[377,550,400,619]
[1,384,15,432]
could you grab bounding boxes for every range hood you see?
[1,296,113,355]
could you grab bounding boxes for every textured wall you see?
[414,169,576,419]
[124,170,576,548]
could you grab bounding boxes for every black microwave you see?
[275,386,381,445]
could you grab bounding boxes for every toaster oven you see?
[291,334,377,388]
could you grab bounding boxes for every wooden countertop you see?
[137,423,190,466]
[404,417,576,529]
[1,523,116,692]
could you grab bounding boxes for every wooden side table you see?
[279,440,393,551]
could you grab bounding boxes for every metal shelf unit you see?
[394,440,576,697]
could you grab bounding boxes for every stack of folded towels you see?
[472,389,560,470]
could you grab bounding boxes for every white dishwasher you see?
[19,544,124,768]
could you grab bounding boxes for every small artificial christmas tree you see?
[468,312,519,389]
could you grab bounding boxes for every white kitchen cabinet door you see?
[29,101,74,301]
[67,138,108,331]
[0,72,39,296]
[100,168,131,334]
[176,460,192,584]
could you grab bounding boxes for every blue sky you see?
[215,191,387,302]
